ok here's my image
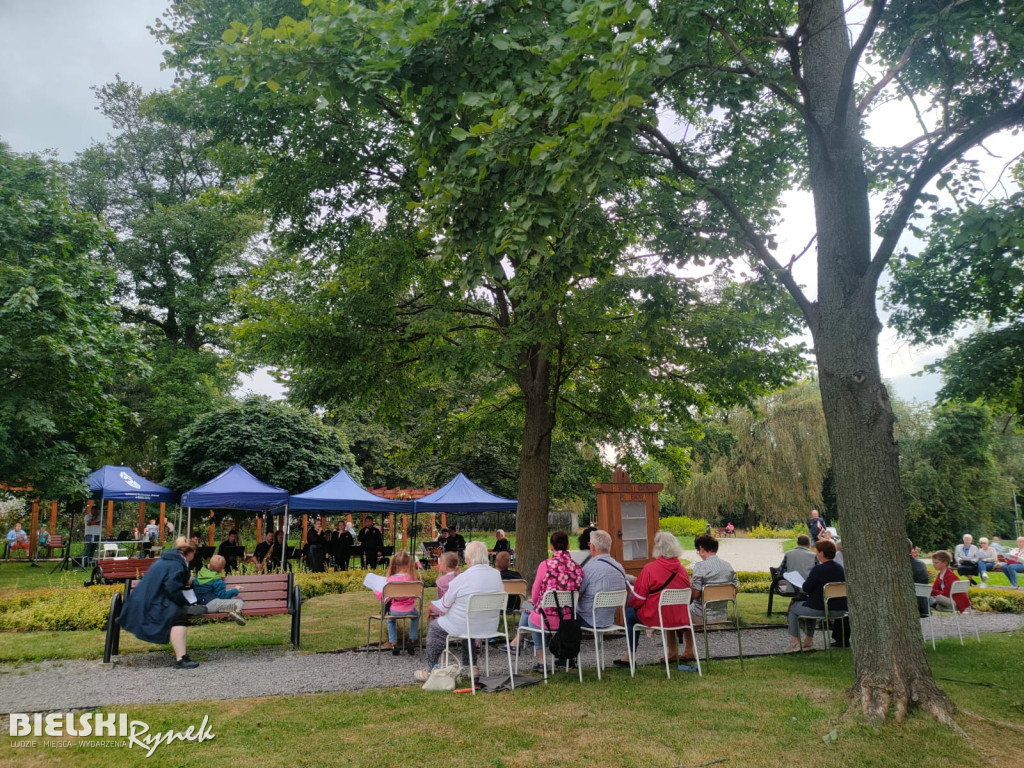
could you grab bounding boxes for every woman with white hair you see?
[614,530,694,666]
[414,540,504,681]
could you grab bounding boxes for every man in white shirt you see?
[415,540,503,680]
[954,534,981,585]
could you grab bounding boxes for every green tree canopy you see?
[165,396,359,493]
[0,143,140,498]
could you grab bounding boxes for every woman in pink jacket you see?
[615,531,693,666]
[514,531,584,671]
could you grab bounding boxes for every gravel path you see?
[2,611,1020,713]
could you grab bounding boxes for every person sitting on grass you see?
[930,550,970,612]
[376,550,420,655]
[194,554,246,626]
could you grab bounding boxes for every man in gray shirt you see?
[690,534,739,624]
[577,529,628,628]
[779,535,817,594]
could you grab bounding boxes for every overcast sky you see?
[0,0,953,404]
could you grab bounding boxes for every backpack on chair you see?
[545,592,582,662]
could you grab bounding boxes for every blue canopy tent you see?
[87,465,176,503]
[291,469,415,565]
[291,469,414,513]
[75,466,176,567]
[412,473,518,553]
[181,464,290,568]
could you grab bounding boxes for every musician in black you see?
[358,515,384,569]
[217,529,243,573]
[444,524,467,562]
[250,531,275,570]
[304,518,327,572]
[333,520,354,571]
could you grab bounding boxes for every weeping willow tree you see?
[676,382,830,527]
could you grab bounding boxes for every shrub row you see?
[658,516,709,538]
[0,585,121,632]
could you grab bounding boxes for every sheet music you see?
[182,588,198,605]
[363,572,387,593]
[783,571,805,589]
[430,599,445,613]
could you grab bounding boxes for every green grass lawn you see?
[7,630,1023,767]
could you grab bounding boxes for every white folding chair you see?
[515,590,583,684]
[630,588,701,679]
[502,579,529,634]
[931,580,980,645]
[915,583,936,649]
[586,589,629,680]
[700,584,744,672]
[100,542,122,559]
[444,591,514,694]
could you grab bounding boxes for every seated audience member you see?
[930,550,970,612]
[144,518,160,542]
[492,529,511,554]
[689,534,739,627]
[413,541,503,681]
[514,531,585,669]
[778,535,816,595]
[615,531,693,666]
[118,537,205,669]
[6,523,29,555]
[217,530,243,573]
[724,523,735,535]
[975,538,999,587]
[577,529,628,629]
[999,537,1024,590]
[37,525,50,552]
[435,552,461,600]
[194,554,246,625]
[376,550,420,655]
[954,534,980,584]
[910,539,931,615]
[989,537,1008,554]
[495,551,523,612]
[786,540,846,652]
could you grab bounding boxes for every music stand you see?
[51,501,91,574]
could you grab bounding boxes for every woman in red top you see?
[930,550,970,612]
[615,531,694,666]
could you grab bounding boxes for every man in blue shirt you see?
[577,529,628,629]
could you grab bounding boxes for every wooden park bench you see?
[90,557,158,586]
[103,572,302,663]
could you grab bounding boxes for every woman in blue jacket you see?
[118,537,203,669]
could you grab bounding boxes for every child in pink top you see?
[376,551,419,654]
[429,552,460,617]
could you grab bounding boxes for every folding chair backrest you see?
[823,582,846,602]
[466,591,508,614]
[913,584,932,598]
[538,590,577,610]
[382,581,424,600]
[702,584,738,604]
[503,579,528,597]
[949,580,969,598]
[592,589,627,610]
[655,588,692,629]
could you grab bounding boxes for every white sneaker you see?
[977,582,987,589]
[981,573,989,582]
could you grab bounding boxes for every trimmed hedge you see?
[658,516,709,538]
[0,585,121,631]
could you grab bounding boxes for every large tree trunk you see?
[801,0,954,724]
[515,345,557,585]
